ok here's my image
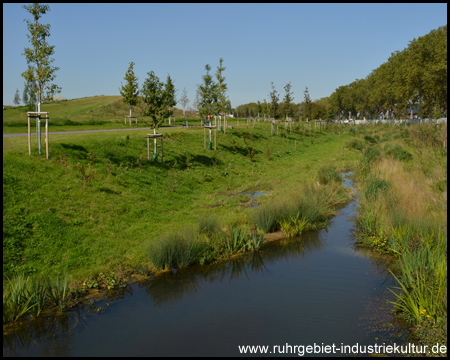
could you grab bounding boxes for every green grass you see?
[3,95,268,133]
[3,119,358,282]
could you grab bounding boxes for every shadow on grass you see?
[60,143,88,152]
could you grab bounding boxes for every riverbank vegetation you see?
[352,122,447,352]
[3,121,358,324]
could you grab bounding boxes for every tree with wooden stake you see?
[22,3,60,153]
[198,64,217,121]
[119,61,139,125]
[21,3,61,114]
[215,58,230,133]
[141,71,164,160]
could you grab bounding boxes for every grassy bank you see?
[3,120,357,276]
[350,123,447,352]
[3,119,358,324]
[3,95,258,133]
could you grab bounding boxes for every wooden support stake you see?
[147,136,150,160]
[45,118,48,159]
[214,127,217,150]
[28,115,31,155]
[161,136,163,163]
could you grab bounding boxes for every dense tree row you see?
[236,25,447,121]
[328,25,447,120]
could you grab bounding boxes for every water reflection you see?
[3,172,410,356]
[3,284,133,356]
[144,230,325,309]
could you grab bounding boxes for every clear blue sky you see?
[3,3,447,108]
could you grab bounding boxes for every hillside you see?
[2,95,190,133]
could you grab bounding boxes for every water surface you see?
[3,174,409,356]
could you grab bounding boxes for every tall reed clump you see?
[252,180,350,235]
[147,228,204,270]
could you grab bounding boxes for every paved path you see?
[3,126,183,138]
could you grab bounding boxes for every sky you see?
[3,3,447,108]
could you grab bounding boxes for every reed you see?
[3,275,35,324]
[247,232,265,252]
[148,228,204,270]
[43,271,69,308]
[278,212,308,238]
[227,224,250,252]
[27,278,47,318]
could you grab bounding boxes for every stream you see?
[3,173,410,356]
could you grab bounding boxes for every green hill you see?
[3,95,197,133]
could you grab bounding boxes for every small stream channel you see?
[3,173,410,357]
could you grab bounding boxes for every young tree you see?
[303,87,312,120]
[21,3,60,112]
[198,64,217,118]
[282,82,295,119]
[268,82,280,119]
[22,83,29,105]
[162,74,177,123]
[22,71,38,110]
[179,87,190,117]
[215,58,229,116]
[262,99,269,118]
[119,61,139,118]
[13,89,21,106]
[141,71,165,130]
[193,87,200,115]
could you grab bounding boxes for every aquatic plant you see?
[44,271,69,309]
[278,212,308,238]
[246,232,265,252]
[27,278,47,318]
[227,224,249,252]
[3,275,35,323]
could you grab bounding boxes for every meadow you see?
[3,98,447,350]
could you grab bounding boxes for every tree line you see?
[328,24,447,120]
[17,4,446,122]
[235,25,447,121]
